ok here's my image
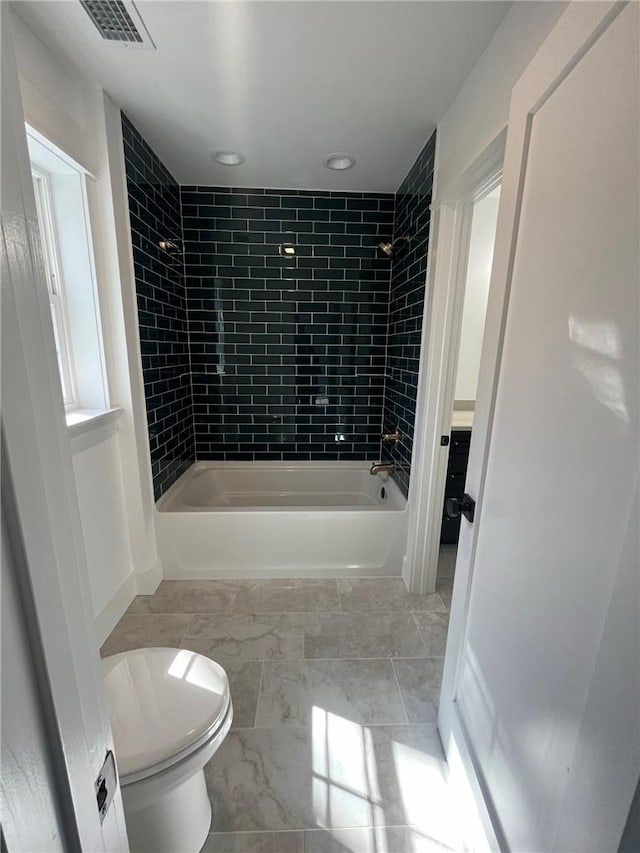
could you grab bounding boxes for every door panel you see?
[1,513,67,852]
[456,4,639,851]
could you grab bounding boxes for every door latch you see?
[95,750,118,823]
[445,493,476,523]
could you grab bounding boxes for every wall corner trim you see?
[94,571,137,647]
[135,557,163,596]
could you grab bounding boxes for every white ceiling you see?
[15,1,511,192]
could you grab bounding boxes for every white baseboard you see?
[162,565,401,580]
[95,572,137,647]
[94,557,163,646]
[135,556,163,595]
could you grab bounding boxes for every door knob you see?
[445,493,476,523]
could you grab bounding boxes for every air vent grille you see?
[80,0,151,45]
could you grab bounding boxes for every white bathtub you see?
[155,462,407,578]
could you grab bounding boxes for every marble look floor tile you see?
[359,725,450,831]
[412,613,449,658]
[203,831,304,853]
[205,728,312,831]
[337,579,446,613]
[225,662,263,728]
[303,612,426,659]
[100,614,192,657]
[205,724,448,834]
[127,580,243,614]
[393,659,443,724]
[255,659,406,728]
[435,579,453,611]
[184,613,305,661]
[312,723,450,833]
[304,826,456,853]
[236,579,340,614]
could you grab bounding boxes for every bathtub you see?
[155,462,408,578]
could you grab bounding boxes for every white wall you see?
[454,190,500,403]
[70,426,137,636]
[12,10,161,643]
[436,1,567,194]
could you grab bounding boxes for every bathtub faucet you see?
[370,462,396,475]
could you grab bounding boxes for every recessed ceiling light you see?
[212,150,245,166]
[322,153,356,171]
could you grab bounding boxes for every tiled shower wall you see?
[381,132,437,495]
[123,115,435,499]
[122,115,195,499]
[181,187,394,461]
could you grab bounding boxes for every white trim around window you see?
[27,126,110,421]
[31,167,78,409]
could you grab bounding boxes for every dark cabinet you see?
[440,428,471,545]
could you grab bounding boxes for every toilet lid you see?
[103,647,230,778]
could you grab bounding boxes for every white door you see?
[1,6,129,850]
[439,2,639,850]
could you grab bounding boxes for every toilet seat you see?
[103,647,231,784]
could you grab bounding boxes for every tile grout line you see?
[128,606,447,616]
[209,830,309,850]
[180,614,196,647]
[213,656,443,664]
[410,610,425,647]
[229,722,440,731]
[391,658,411,725]
[253,660,266,728]
[206,824,433,837]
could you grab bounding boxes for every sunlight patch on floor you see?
[311,704,468,851]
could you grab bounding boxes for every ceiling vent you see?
[79,1,155,48]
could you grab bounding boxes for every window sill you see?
[67,407,123,454]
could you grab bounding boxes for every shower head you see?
[378,235,410,257]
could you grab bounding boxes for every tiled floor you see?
[103,552,462,853]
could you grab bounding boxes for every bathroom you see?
[3,3,639,853]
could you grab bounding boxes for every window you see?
[27,127,109,418]
[31,168,77,407]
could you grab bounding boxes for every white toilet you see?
[103,647,232,853]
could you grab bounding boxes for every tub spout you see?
[370,462,396,475]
